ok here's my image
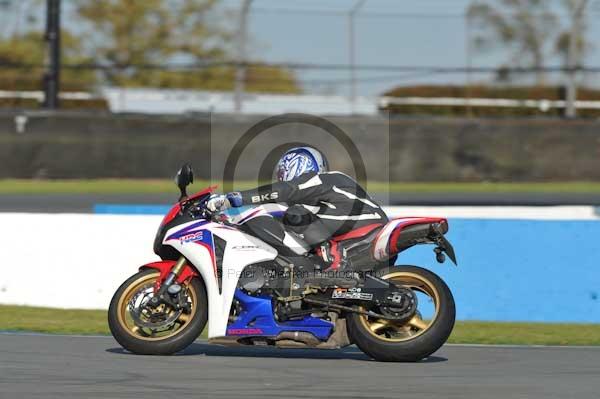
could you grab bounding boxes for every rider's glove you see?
[206,194,230,212]
[226,192,243,207]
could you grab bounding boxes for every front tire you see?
[347,265,455,362]
[108,269,208,355]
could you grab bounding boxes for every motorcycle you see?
[108,164,458,362]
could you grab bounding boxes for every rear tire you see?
[108,269,208,355]
[347,265,455,362]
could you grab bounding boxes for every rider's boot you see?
[316,240,346,272]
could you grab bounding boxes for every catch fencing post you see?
[565,0,588,118]
[43,0,61,109]
[234,0,253,114]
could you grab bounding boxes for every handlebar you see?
[182,197,232,225]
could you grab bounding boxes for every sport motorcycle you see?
[108,164,458,361]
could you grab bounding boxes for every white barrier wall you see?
[0,213,163,309]
[1,207,598,312]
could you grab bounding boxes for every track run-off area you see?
[1,333,599,399]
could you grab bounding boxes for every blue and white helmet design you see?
[275,146,328,182]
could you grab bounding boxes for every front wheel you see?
[108,269,208,355]
[346,265,455,362]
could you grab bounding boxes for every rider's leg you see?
[242,215,326,275]
[282,206,351,271]
[241,215,309,257]
[282,205,330,246]
[283,205,387,271]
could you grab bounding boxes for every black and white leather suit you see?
[229,171,388,259]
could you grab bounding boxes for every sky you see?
[2,0,600,96]
[224,0,600,95]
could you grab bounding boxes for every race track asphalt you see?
[1,333,599,399]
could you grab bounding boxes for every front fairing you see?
[154,203,195,260]
[154,190,214,259]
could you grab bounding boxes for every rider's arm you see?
[228,172,333,207]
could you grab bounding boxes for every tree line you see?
[0,0,596,97]
[0,0,300,93]
[468,0,591,85]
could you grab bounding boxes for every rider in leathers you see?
[207,147,388,270]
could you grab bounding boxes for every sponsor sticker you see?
[331,287,373,300]
[179,231,204,243]
[251,192,279,203]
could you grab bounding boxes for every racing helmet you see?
[275,146,328,182]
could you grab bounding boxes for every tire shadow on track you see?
[106,343,447,362]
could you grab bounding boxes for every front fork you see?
[145,256,196,309]
[156,257,186,293]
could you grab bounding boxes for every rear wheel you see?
[346,265,455,362]
[108,269,207,355]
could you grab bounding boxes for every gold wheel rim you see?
[359,271,440,342]
[116,272,198,341]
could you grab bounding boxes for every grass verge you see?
[448,321,600,346]
[3,179,600,194]
[1,305,599,346]
[1,305,109,335]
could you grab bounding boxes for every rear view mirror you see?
[175,163,194,200]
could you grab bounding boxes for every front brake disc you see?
[129,292,183,330]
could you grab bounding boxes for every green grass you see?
[1,305,599,345]
[0,305,109,335]
[0,179,197,195]
[0,179,261,194]
[2,179,600,194]
[378,181,600,194]
[448,321,600,346]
